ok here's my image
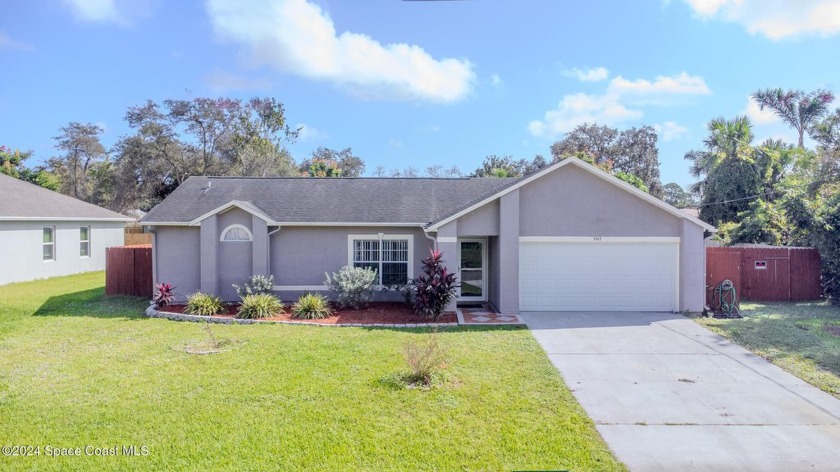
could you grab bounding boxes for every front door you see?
[458,239,486,302]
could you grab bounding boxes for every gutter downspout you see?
[422,226,438,251]
[150,227,157,286]
[267,226,281,279]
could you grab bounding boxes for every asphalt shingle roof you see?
[0,173,131,220]
[141,176,517,225]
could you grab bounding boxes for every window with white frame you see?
[80,226,90,257]
[220,224,253,241]
[43,226,55,261]
[350,235,412,286]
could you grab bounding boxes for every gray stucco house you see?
[0,173,131,286]
[140,157,715,313]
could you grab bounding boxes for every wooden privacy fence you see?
[106,245,153,298]
[706,247,821,305]
[124,233,152,246]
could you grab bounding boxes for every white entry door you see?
[519,238,679,312]
[458,239,487,302]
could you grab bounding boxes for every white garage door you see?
[519,239,678,312]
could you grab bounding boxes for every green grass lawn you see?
[695,301,840,398]
[0,272,624,471]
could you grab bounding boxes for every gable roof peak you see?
[426,156,716,232]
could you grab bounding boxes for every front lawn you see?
[695,301,840,398]
[0,272,624,471]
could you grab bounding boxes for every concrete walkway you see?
[521,311,840,472]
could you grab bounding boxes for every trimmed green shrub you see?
[292,293,332,320]
[397,282,415,306]
[324,265,377,309]
[233,274,275,299]
[237,293,283,319]
[186,292,224,316]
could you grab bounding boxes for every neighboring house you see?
[0,173,132,286]
[680,208,700,219]
[141,157,715,313]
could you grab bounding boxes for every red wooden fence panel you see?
[132,246,153,298]
[706,248,742,306]
[741,248,791,302]
[705,247,821,303]
[790,248,822,300]
[106,245,153,298]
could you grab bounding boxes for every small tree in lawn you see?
[413,249,458,321]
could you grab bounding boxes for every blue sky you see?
[2,0,839,186]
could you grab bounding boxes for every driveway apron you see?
[522,311,840,472]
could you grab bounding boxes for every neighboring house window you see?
[349,235,412,285]
[80,226,90,257]
[220,224,253,242]
[43,226,55,261]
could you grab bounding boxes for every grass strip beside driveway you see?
[695,301,840,398]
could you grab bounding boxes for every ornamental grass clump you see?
[324,265,377,309]
[237,293,283,319]
[186,292,224,316]
[412,249,458,321]
[292,293,332,320]
[404,331,446,387]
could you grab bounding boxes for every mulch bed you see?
[159,302,457,325]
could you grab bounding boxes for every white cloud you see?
[204,70,272,92]
[685,0,729,16]
[490,74,503,88]
[744,96,781,125]
[206,0,476,103]
[296,123,328,142]
[684,0,840,39]
[529,72,711,138]
[528,93,643,137]
[63,0,122,23]
[0,31,34,51]
[608,72,710,95]
[654,121,689,141]
[562,66,609,82]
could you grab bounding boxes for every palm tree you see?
[684,116,758,225]
[687,116,754,182]
[751,88,835,148]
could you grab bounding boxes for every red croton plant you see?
[412,249,458,321]
[153,283,175,307]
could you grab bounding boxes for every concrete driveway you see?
[521,311,840,472]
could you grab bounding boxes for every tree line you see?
[468,124,666,198]
[1,97,368,213]
[2,95,673,215]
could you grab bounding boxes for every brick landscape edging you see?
[145,305,459,328]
